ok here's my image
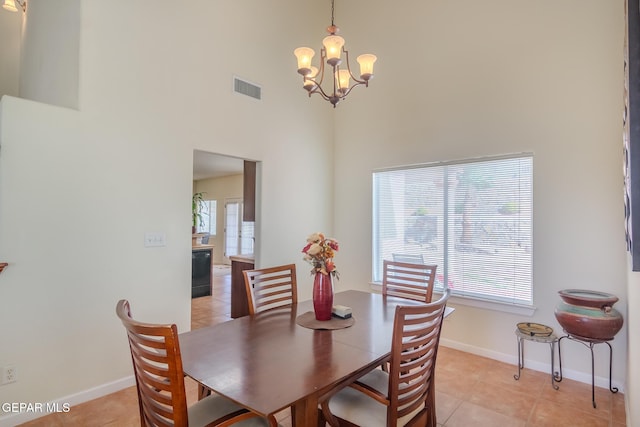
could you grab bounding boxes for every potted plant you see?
[192,192,206,234]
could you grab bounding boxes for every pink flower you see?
[302,232,339,278]
[325,260,335,273]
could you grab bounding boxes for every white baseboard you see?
[439,338,625,394]
[0,376,135,427]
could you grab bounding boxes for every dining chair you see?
[116,300,278,427]
[319,288,451,427]
[383,259,437,303]
[391,253,425,265]
[243,264,297,315]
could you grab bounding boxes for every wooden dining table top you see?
[179,290,449,426]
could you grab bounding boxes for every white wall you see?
[194,174,244,265]
[334,0,629,394]
[0,9,21,98]
[19,0,80,109]
[0,0,331,423]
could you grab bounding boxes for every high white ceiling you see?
[193,150,245,180]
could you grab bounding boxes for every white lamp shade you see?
[336,69,350,91]
[294,47,315,75]
[2,0,18,12]
[357,54,377,79]
[323,35,345,65]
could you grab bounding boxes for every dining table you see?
[179,289,453,427]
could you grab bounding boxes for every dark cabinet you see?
[192,248,212,298]
[243,160,256,222]
[230,256,254,318]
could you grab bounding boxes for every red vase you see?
[313,272,333,321]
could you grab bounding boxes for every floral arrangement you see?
[302,232,339,277]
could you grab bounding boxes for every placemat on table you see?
[296,311,355,330]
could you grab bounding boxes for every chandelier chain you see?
[331,0,335,27]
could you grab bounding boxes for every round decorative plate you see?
[517,322,553,337]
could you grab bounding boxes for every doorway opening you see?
[191,149,258,329]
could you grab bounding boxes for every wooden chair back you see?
[116,299,189,426]
[319,289,451,427]
[382,259,437,303]
[391,253,425,264]
[243,264,298,315]
[387,288,451,426]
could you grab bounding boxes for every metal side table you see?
[555,334,618,408]
[514,328,560,390]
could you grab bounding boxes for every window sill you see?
[369,282,537,317]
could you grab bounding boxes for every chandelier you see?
[294,0,377,108]
[2,0,26,12]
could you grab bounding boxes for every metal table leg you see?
[556,334,618,408]
[549,339,559,390]
[514,333,524,381]
[514,330,559,390]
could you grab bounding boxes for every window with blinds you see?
[372,154,533,306]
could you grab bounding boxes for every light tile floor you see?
[19,266,626,426]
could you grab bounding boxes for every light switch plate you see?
[144,232,166,247]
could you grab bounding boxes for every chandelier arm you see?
[306,50,333,101]
[338,81,366,99]
[342,48,367,85]
[316,48,328,87]
[332,64,339,98]
[309,83,332,102]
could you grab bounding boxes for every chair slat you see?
[244,264,298,315]
[382,260,437,303]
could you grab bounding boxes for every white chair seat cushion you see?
[188,392,274,427]
[326,369,424,427]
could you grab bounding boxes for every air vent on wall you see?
[234,77,262,100]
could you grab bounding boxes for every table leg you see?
[549,340,559,390]
[197,384,211,400]
[513,334,524,381]
[605,341,619,394]
[292,397,320,427]
[555,335,564,382]
[588,341,597,408]
[557,335,618,409]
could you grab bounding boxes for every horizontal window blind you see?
[373,154,533,305]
